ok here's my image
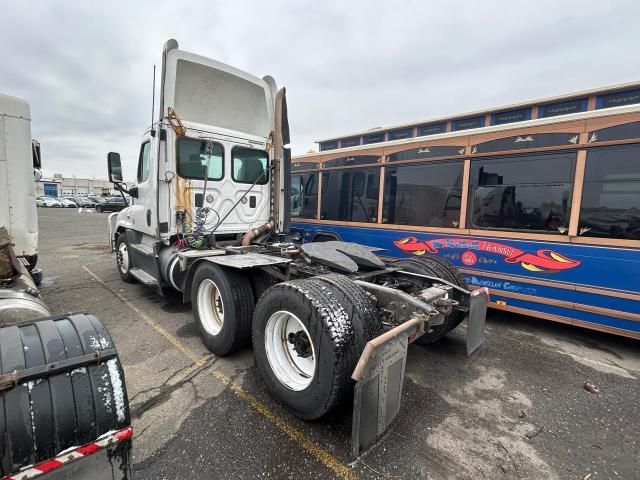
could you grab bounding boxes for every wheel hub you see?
[117,243,129,272]
[197,279,224,336]
[287,330,312,358]
[264,311,316,391]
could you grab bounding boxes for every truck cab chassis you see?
[106,39,488,457]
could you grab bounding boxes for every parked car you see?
[40,196,62,207]
[36,197,45,207]
[95,196,127,212]
[73,196,97,208]
[89,195,107,204]
[58,197,77,208]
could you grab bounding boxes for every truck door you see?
[129,136,157,236]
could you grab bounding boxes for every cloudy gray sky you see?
[1,0,639,180]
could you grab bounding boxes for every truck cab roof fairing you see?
[161,39,275,139]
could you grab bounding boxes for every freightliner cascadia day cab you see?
[0,93,132,479]
[106,39,488,457]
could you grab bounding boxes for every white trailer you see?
[0,94,40,263]
[0,93,47,323]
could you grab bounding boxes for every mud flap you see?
[351,330,411,459]
[466,288,489,356]
[350,287,488,458]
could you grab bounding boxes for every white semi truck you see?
[106,39,489,457]
[0,94,132,479]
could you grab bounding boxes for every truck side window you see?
[137,142,151,183]
[176,138,224,180]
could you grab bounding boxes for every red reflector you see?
[115,427,133,441]
[77,442,101,456]
[35,459,64,473]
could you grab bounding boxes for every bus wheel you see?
[394,255,468,344]
[192,263,254,356]
[115,236,134,283]
[252,279,357,420]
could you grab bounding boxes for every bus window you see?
[580,144,640,240]
[290,172,318,219]
[469,152,576,232]
[321,168,380,222]
[383,161,463,227]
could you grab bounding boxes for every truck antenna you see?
[151,64,156,126]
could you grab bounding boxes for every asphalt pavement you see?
[36,208,639,479]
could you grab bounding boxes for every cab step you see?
[130,268,160,288]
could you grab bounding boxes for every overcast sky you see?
[1,0,639,180]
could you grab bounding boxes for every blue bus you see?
[290,83,640,339]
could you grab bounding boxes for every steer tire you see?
[394,255,468,344]
[252,279,358,420]
[191,263,254,356]
[96,205,103,213]
[115,235,134,283]
[307,273,382,352]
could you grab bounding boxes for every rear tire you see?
[394,255,468,344]
[192,263,254,356]
[96,205,103,213]
[248,269,278,302]
[252,279,358,419]
[307,273,382,351]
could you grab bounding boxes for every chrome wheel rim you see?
[198,279,224,336]
[264,311,316,391]
[117,242,129,273]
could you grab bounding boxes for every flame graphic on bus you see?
[394,237,581,273]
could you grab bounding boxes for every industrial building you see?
[35,175,113,197]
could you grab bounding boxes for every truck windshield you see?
[177,138,224,180]
[232,147,268,184]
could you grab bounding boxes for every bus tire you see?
[394,255,468,344]
[307,273,382,351]
[192,263,254,356]
[115,235,134,283]
[252,279,357,420]
[248,269,278,302]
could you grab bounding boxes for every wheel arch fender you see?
[311,230,342,242]
[182,258,253,303]
[108,213,124,252]
[182,258,205,303]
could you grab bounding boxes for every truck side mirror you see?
[32,140,42,169]
[108,152,123,183]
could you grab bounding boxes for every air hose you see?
[186,207,210,249]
